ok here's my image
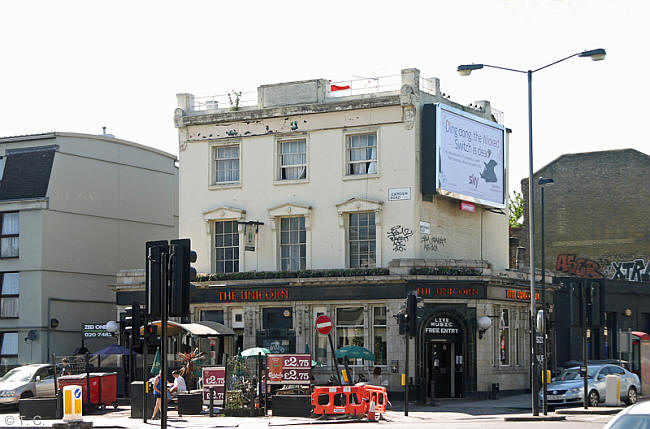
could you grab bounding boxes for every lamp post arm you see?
[532,52,581,73]
[481,64,527,74]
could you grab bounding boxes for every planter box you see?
[224,408,264,417]
[19,396,61,419]
[272,395,311,417]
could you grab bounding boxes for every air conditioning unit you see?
[205,100,219,110]
[232,309,244,329]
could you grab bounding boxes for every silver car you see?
[0,364,56,405]
[539,364,640,408]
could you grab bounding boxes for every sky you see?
[1,0,647,194]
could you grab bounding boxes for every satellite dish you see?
[27,330,38,341]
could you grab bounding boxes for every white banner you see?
[436,104,506,208]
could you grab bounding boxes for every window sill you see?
[273,179,309,186]
[208,183,242,191]
[342,173,380,182]
[0,317,19,319]
[0,256,19,260]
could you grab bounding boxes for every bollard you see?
[210,387,215,417]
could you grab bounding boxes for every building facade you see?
[519,149,650,367]
[0,132,178,367]
[147,68,542,399]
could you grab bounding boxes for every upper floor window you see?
[0,213,18,258]
[0,273,19,319]
[213,145,240,185]
[0,332,18,357]
[349,212,376,268]
[280,217,306,271]
[278,139,306,181]
[215,220,239,273]
[347,133,377,175]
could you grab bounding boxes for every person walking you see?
[151,373,163,420]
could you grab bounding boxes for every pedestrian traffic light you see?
[146,240,168,317]
[145,323,158,344]
[125,302,142,346]
[407,291,418,336]
[169,239,197,317]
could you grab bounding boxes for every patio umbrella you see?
[240,347,271,358]
[335,345,376,362]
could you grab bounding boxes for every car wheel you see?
[20,391,33,399]
[626,387,638,405]
[588,390,599,407]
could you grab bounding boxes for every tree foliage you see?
[509,191,524,227]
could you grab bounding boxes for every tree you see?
[509,191,524,227]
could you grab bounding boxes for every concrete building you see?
[117,68,544,399]
[0,132,178,367]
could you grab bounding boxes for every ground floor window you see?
[0,332,18,357]
[336,307,364,365]
[373,307,387,365]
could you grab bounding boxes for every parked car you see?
[603,400,650,429]
[0,364,56,405]
[539,364,639,409]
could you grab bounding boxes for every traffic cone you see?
[367,399,376,422]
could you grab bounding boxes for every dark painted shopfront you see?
[553,276,650,367]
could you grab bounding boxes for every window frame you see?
[335,307,366,366]
[348,212,376,269]
[209,141,241,188]
[372,306,387,366]
[213,220,240,274]
[275,137,308,184]
[499,308,510,366]
[0,212,19,259]
[343,130,379,179]
[279,216,306,271]
[0,272,19,319]
[0,332,18,357]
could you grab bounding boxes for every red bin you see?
[58,372,118,410]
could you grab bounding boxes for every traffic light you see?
[398,312,409,335]
[146,240,168,317]
[407,291,418,337]
[169,239,197,317]
[124,302,142,346]
[145,323,158,345]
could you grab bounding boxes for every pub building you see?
[117,68,555,400]
[115,265,553,401]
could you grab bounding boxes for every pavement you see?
[0,394,629,428]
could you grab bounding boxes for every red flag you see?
[331,84,350,91]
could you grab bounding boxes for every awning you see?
[197,321,236,336]
[139,321,222,337]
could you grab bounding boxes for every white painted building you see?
[142,68,545,399]
[0,132,178,368]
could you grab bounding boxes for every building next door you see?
[424,315,465,398]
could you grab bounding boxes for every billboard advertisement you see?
[435,103,506,208]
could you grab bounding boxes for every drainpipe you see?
[47,298,115,361]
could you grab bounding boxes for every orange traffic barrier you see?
[311,384,389,417]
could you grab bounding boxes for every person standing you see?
[59,358,71,376]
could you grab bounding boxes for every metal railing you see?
[193,91,258,112]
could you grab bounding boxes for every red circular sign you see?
[316,315,333,335]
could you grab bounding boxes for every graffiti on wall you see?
[422,235,447,252]
[603,259,650,282]
[555,254,603,279]
[387,225,414,252]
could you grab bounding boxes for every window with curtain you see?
[349,212,376,268]
[0,332,18,356]
[347,133,377,175]
[373,307,387,365]
[499,309,510,365]
[0,213,18,258]
[0,273,18,319]
[213,145,240,184]
[280,217,305,271]
[214,221,239,273]
[336,307,364,365]
[278,139,306,180]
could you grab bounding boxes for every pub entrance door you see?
[423,314,465,399]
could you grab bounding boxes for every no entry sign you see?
[316,315,333,335]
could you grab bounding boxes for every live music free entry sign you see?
[266,354,311,385]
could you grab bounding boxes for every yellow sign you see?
[63,385,83,422]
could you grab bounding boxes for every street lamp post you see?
[538,176,554,415]
[458,48,605,416]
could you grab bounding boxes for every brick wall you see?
[520,149,650,281]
